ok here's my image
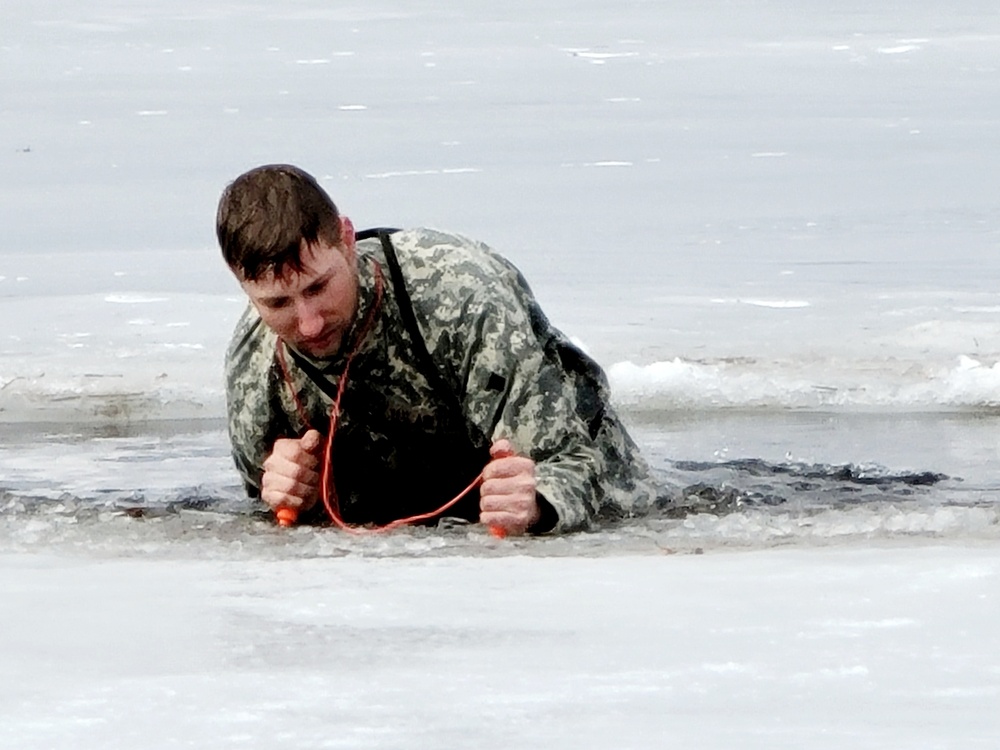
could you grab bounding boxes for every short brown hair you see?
[216,164,342,281]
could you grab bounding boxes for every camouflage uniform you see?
[226,228,656,533]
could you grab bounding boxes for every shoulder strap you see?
[282,344,340,402]
[356,227,399,242]
[376,230,461,409]
[280,229,465,416]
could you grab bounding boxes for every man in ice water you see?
[217,164,655,534]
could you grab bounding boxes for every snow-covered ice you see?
[1,1,999,746]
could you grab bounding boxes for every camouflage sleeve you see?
[224,304,290,500]
[396,230,621,533]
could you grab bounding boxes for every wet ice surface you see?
[2,548,999,749]
[2,414,998,557]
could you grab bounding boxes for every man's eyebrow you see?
[255,270,333,305]
[303,275,329,290]
[257,292,290,307]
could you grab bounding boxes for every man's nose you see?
[296,300,325,338]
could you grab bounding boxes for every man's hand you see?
[261,429,324,518]
[480,439,540,536]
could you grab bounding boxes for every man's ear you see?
[340,215,356,249]
[338,215,358,267]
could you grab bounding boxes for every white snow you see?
[0,547,996,748]
[1,2,999,745]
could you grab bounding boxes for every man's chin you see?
[298,336,342,359]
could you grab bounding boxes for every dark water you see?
[2,413,997,557]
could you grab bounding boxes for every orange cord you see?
[276,261,491,536]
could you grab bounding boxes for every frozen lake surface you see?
[1,1,999,746]
[2,547,998,749]
[3,0,1000,422]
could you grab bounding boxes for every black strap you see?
[356,227,399,241]
[285,227,461,413]
[281,228,459,412]
[284,346,340,402]
[376,230,463,412]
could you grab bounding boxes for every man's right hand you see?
[260,429,324,516]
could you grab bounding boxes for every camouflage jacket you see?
[225,228,656,533]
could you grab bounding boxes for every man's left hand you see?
[480,439,540,535]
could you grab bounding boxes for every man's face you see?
[240,238,360,359]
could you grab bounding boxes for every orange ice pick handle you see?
[276,507,299,527]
